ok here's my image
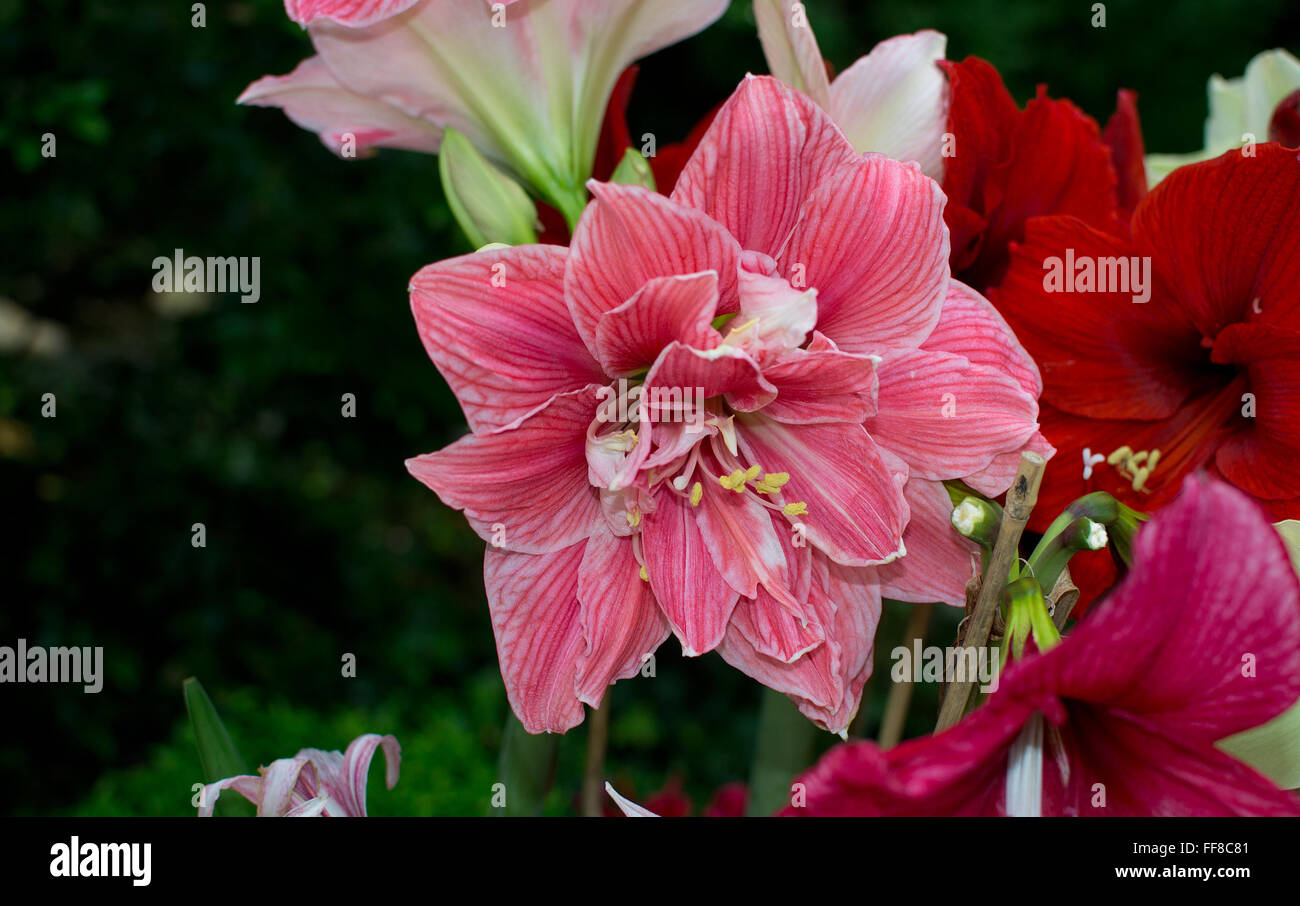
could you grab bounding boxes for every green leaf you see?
[608,148,656,191]
[1219,696,1300,790]
[493,713,558,816]
[438,127,538,249]
[183,677,253,817]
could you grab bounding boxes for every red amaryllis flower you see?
[406,75,1047,735]
[940,56,1146,291]
[784,477,1300,816]
[991,142,1300,591]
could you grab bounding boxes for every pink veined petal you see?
[575,529,671,706]
[410,244,606,432]
[673,75,860,256]
[485,541,589,734]
[727,590,825,664]
[867,346,1041,481]
[594,271,722,377]
[284,0,422,27]
[1019,476,1300,745]
[759,332,879,425]
[237,56,442,156]
[717,565,843,715]
[694,455,792,601]
[567,183,743,357]
[736,415,909,566]
[875,478,979,606]
[828,31,950,180]
[807,558,884,735]
[642,342,777,416]
[197,775,263,817]
[336,734,401,817]
[641,491,740,657]
[406,386,603,555]
[778,153,950,354]
[754,0,831,108]
[961,431,1056,498]
[922,280,1041,399]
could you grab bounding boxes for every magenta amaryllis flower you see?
[239,0,727,224]
[198,734,401,817]
[785,477,1300,816]
[406,75,1047,735]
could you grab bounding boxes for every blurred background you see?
[3,0,1297,816]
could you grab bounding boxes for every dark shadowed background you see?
[3,0,1297,815]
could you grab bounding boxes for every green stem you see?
[746,688,816,816]
[493,714,558,817]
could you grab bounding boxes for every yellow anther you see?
[689,482,703,507]
[625,508,641,528]
[1108,445,1160,493]
[719,469,748,492]
[1106,445,1133,467]
[639,565,649,582]
[783,502,808,516]
[744,464,762,482]
[755,472,790,494]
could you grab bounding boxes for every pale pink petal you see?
[284,797,333,817]
[732,253,818,359]
[673,75,859,256]
[641,491,740,656]
[197,775,262,817]
[575,529,671,706]
[808,558,883,734]
[285,0,422,27]
[594,271,721,377]
[867,347,1040,481]
[406,386,603,555]
[410,245,606,432]
[605,781,659,817]
[874,478,979,606]
[238,56,442,156]
[567,183,743,355]
[828,31,949,180]
[257,757,318,817]
[759,332,878,425]
[778,153,949,354]
[485,541,589,734]
[736,416,909,566]
[754,0,831,108]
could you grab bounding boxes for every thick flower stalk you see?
[239,0,728,225]
[198,733,401,817]
[785,477,1300,816]
[405,75,1048,735]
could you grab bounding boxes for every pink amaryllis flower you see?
[239,0,727,224]
[406,75,1047,735]
[784,477,1300,816]
[198,734,401,817]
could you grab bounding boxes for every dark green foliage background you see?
[2,0,1296,816]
